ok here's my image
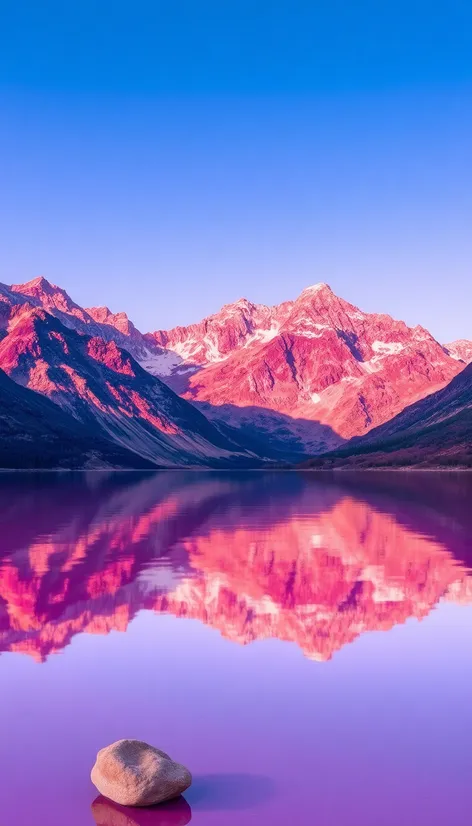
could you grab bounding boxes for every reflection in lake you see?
[0,471,471,826]
[1,471,471,662]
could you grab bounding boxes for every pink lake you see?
[0,470,471,826]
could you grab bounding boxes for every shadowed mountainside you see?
[0,303,260,467]
[0,368,154,469]
[304,363,472,468]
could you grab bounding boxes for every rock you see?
[91,740,192,807]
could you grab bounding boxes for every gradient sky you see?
[1,0,471,341]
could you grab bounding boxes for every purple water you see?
[0,471,471,826]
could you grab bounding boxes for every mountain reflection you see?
[0,471,471,662]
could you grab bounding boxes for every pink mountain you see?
[445,339,472,364]
[148,283,464,455]
[1,275,471,465]
[0,282,258,467]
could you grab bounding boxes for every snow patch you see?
[169,338,200,360]
[292,320,330,339]
[361,360,381,374]
[202,334,226,363]
[244,323,280,348]
[371,340,405,355]
[138,348,183,377]
[301,282,330,295]
[299,330,325,339]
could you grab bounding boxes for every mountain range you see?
[0,275,470,468]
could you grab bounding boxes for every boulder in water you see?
[91,740,192,807]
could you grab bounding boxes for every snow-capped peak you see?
[300,282,333,296]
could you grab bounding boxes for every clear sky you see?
[1,0,471,341]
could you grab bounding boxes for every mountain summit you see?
[148,284,464,455]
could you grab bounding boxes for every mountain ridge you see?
[1,275,471,467]
[147,281,466,455]
[0,293,262,467]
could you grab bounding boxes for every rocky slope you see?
[305,363,472,468]
[0,299,258,467]
[0,367,151,469]
[5,276,177,369]
[445,339,472,364]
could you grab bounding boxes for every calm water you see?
[1,471,471,826]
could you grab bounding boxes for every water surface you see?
[0,471,471,825]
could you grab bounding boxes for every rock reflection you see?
[92,795,192,826]
[0,471,471,662]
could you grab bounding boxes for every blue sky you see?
[1,0,471,340]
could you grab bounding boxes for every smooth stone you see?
[91,740,192,807]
